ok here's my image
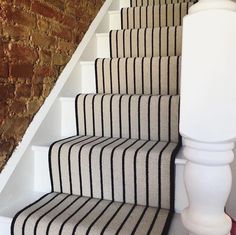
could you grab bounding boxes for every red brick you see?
[34,65,56,78]
[31,1,59,19]
[4,5,36,28]
[60,14,77,28]
[0,102,7,125]
[32,83,43,97]
[8,43,38,63]
[38,49,52,65]
[57,40,76,53]
[46,0,65,11]
[10,63,34,78]
[53,52,69,66]
[65,2,76,17]
[37,19,49,32]
[52,23,72,41]
[0,43,4,58]
[31,31,55,48]
[0,63,8,78]
[0,139,15,154]
[2,117,29,139]
[9,100,26,115]
[15,83,31,98]
[0,83,15,100]
[14,0,31,8]
[3,23,30,41]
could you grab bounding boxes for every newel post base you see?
[181,138,234,235]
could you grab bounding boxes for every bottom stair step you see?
[50,135,179,209]
[11,192,187,235]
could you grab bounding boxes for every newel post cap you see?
[180,7,236,142]
[189,0,236,14]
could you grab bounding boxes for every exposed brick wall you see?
[0,0,105,171]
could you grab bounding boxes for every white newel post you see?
[180,0,236,235]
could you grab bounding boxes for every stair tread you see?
[1,207,187,235]
[111,25,182,31]
[33,142,186,165]
[13,192,173,234]
[11,192,173,235]
[49,135,179,207]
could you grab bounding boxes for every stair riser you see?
[129,0,195,7]
[60,98,77,138]
[96,33,110,58]
[119,0,130,8]
[95,57,181,95]
[32,146,188,213]
[96,28,183,59]
[121,3,192,29]
[109,11,121,30]
[0,217,11,235]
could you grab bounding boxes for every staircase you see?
[0,0,195,234]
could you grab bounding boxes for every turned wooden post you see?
[180,0,236,234]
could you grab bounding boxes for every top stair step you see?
[130,0,196,7]
[121,2,193,29]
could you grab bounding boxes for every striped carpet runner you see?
[11,0,193,234]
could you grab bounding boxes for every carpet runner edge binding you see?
[11,0,193,234]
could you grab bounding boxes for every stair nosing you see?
[32,145,186,165]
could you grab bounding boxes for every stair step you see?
[95,56,181,95]
[96,26,183,59]
[130,0,195,7]
[110,26,182,58]
[121,3,192,29]
[30,143,186,212]
[0,205,187,235]
[76,94,180,142]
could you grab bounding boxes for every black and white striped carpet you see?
[11,0,193,234]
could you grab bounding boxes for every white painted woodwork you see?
[180,0,236,234]
[78,61,96,93]
[181,139,234,235]
[119,0,130,8]
[109,11,121,30]
[96,33,110,58]
[180,7,236,143]
[189,0,236,13]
